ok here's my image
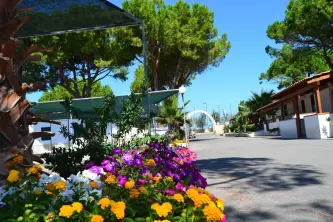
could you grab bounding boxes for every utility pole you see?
[217,105,221,124]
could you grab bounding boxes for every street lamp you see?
[179,86,187,143]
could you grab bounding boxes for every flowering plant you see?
[1,144,227,221]
[86,143,205,188]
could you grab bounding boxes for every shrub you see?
[1,146,228,222]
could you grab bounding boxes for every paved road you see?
[189,134,333,222]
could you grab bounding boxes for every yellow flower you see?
[34,164,43,171]
[98,197,112,210]
[186,188,199,199]
[216,198,224,211]
[45,183,56,192]
[59,205,74,218]
[129,189,140,198]
[72,202,83,213]
[193,194,211,208]
[154,220,171,222]
[138,186,148,194]
[111,201,126,219]
[105,175,117,184]
[153,176,161,183]
[203,204,224,221]
[125,180,135,189]
[173,193,184,203]
[54,180,66,191]
[91,215,104,222]
[165,176,173,182]
[27,167,38,174]
[151,202,172,217]
[33,189,43,195]
[13,154,23,163]
[145,159,156,167]
[46,191,53,196]
[89,181,99,189]
[7,170,20,183]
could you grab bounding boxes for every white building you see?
[257,71,333,139]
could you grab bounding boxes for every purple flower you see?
[118,175,127,186]
[197,176,207,188]
[84,161,95,169]
[113,148,122,155]
[163,189,176,195]
[103,163,114,172]
[134,158,143,167]
[173,174,181,181]
[175,182,187,192]
[121,152,134,166]
[141,169,150,177]
[155,173,162,177]
[89,166,102,174]
[167,170,174,178]
[101,159,110,166]
[136,179,146,185]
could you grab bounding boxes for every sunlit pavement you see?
[189,134,333,222]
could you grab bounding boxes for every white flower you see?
[82,155,90,163]
[81,170,98,181]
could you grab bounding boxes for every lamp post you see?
[179,86,187,143]
[203,102,208,130]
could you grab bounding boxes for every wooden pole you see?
[315,84,323,113]
[280,101,284,120]
[293,96,301,138]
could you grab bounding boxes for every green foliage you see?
[42,93,149,177]
[156,95,189,138]
[269,128,280,134]
[230,90,275,132]
[260,45,329,89]
[112,93,149,140]
[130,65,147,93]
[266,0,333,73]
[211,110,220,123]
[118,0,231,89]
[195,113,206,130]
[39,81,112,102]
[24,25,136,98]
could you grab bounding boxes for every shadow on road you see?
[278,200,333,220]
[196,157,324,192]
[225,205,278,221]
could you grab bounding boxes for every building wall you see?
[304,114,331,139]
[279,119,298,139]
[320,87,332,112]
[298,93,315,113]
[269,121,279,130]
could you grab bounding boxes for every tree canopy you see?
[24,27,136,98]
[211,110,220,123]
[39,81,112,102]
[195,114,206,130]
[130,65,146,93]
[262,0,333,88]
[260,45,329,89]
[121,0,231,90]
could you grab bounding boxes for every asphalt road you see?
[189,133,333,222]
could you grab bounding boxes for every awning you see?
[17,0,141,38]
[30,90,179,120]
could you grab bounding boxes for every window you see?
[310,95,316,112]
[283,104,288,117]
[41,127,51,141]
[301,100,306,113]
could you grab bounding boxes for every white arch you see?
[187,110,217,132]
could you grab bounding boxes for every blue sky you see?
[27,0,289,115]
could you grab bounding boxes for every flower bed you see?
[1,144,227,221]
